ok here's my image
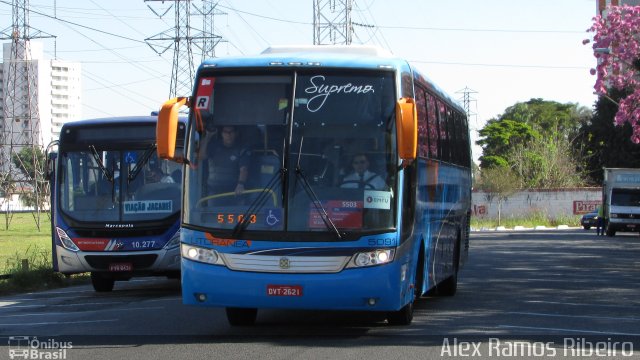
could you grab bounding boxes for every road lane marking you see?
[0,319,119,326]
[0,302,117,309]
[0,306,165,318]
[524,300,640,310]
[498,325,640,336]
[505,311,640,322]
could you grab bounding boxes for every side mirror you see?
[157,97,189,160]
[45,153,56,181]
[44,141,58,181]
[396,97,417,162]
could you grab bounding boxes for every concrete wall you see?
[472,188,602,220]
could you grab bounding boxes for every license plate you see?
[108,263,133,272]
[266,284,303,297]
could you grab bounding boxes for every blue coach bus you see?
[47,116,185,292]
[157,46,471,325]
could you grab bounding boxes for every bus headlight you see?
[347,249,395,268]
[164,230,181,249]
[55,227,79,252]
[181,244,224,265]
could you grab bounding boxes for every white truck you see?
[603,168,640,236]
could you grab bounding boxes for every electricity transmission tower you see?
[193,0,226,62]
[456,87,478,127]
[313,0,353,45]
[0,0,55,229]
[145,0,226,99]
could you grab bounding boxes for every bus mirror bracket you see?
[396,97,417,166]
[157,97,189,161]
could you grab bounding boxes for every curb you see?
[471,225,579,232]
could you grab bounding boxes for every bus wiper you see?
[89,145,113,182]
[294,138,342,240]
[128,144,156,183]
[232,167,285,238]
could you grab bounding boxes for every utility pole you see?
[0,0,55,229]
[145,0,226,99]
[313,0,353,45]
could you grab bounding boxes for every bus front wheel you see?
[225,307,257,326]
[387,301,414,326]
[90,272,115,292]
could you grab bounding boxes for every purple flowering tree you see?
[586,5,640,143]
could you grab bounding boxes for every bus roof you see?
[200,45,407,71]
[57,116,187,150]
[60,116,159,131]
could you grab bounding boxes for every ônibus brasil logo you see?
[8,336,72,359]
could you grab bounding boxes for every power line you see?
[0,0,146,43]
[213,3,585,34]
[374,25,584,34]
[410,60,589,70]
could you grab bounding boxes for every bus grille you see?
[221,254,350,273]
[84,255,158,270]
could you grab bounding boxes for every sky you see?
[0,0,599,160]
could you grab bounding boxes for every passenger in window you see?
[149,167,175,184]
[340,153,385,190]
[207,126,249,196]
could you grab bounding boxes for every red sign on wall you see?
[573,200,601,215]
[473,205,487,216]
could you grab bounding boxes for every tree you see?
[476,119,540,169]
[477,166,520,226]
[500,98,590,138]
[476,99,590,174]
[11,146,49,210]
[587,5,640,143]
[509,135,583,189]
[575,89,640,184]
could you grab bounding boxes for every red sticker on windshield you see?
[195,77,215,110]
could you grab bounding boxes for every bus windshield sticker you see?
[308,200,363,229]
[124,151,137,164]
[195,77,215,110]
[124,200,173,214]
[364,190,391,210]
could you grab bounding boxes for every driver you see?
[340,153,385,190]
[207,126,249,196]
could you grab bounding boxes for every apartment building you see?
[1,40,81,148]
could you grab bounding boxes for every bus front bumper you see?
[55,245,181,275]
[181,258,408,311]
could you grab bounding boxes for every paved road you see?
[0,229,639,359]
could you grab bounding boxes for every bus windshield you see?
[59,148,182,222]
[184,71,397,235]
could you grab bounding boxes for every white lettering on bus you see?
[304,75,375,113]
[123,200,173,214]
